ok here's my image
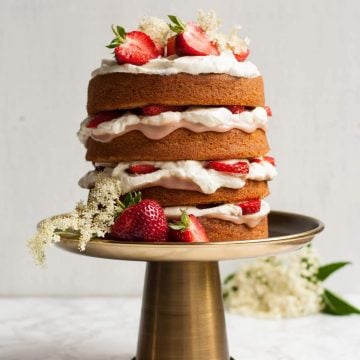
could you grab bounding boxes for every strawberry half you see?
[169,211,209,242]
[264,156,276,166]
[233,48,250,62]
[87,110,122,128]
[264,106,272,116]
[168,16,220,56]
[226,105,246,114]
[250,156,276,167]
[249,156,276,166]
[127,164,158,175]
[166,35,177,56]
[205,161,249,174]
[141,105,186,116]
[110,193,168,242]
[238,199,261,215]
[107,25,159,65]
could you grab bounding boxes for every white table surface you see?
[0,296,359,360]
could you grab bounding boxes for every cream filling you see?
[164,200,270,227]
[77,106,268,143]
[91,51,260,78]
[78,159,277,194]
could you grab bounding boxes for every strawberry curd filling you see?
[91,51,260,78]
[78,106,268,143]
[164,200,270,227]
[78,158,277,194]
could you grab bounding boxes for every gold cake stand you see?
[56,210,324,360]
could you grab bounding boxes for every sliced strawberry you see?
[166,35,177,56]
[87,110,122,128]
[111,194,168,242]
[250,156,276,166]
[127,164,158,175]
[107,25,159,65]
[168,16,220,56]
[238,199,261,215]
[205,161,249,174]
[233,48,250,62]
[154,43,165,57]
[264,156,276,166]
[169,211,209,242]
[141,105,186,116]
[226,105,246,114]
[249,158,261,164]
[264,106,272,116]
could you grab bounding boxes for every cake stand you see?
[56,210,324,360]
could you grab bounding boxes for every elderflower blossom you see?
[226,25,250,54]
[197,9,221,37]
[28,177,123,265]
[138,16,171,47]
[223,246,324,318]
[196,10,249,54]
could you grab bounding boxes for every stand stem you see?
[136,261,229,360]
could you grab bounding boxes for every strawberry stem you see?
[168,15,186,34]
[113,192,142,218]
[169,210,190,231]
[106,24,126,49]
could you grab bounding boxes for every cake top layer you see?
[92,10,260,78]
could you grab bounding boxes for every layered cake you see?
[78,11,277,243]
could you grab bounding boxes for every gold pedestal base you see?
[55,211,324,359]
[136,261,229,360]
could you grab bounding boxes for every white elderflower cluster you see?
[28,177,123,265]
[197,9,221,36]
[196,10,249,53]
[223,246,324,318]
[138,16,171,46]
[227,26,250,54]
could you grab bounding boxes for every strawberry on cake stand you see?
[32,12,324,360]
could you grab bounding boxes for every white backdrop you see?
[1,0,359,296]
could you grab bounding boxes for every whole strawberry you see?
[168,15,220,56]
[169,211,209,243]
[107,25,159,65]
[111,192,168,242]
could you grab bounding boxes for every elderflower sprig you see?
[28,177,124,266]
[138,16,172,47]
[223,245,360,318]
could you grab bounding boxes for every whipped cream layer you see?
[79,159,277,194]
[164,200,270,227]
[91,52,260,78]
[78,106,268,143]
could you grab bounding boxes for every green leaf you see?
[317,262,351,281]
[167,15,186,33]
[116,25,126,38]
[224,273,236,284]
[168,210,190,231]
[106,24,126,49]
[322,289,360,315]
[133,191,142,205]
[106,43,119,49]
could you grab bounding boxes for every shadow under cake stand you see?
[56,210,324,360]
